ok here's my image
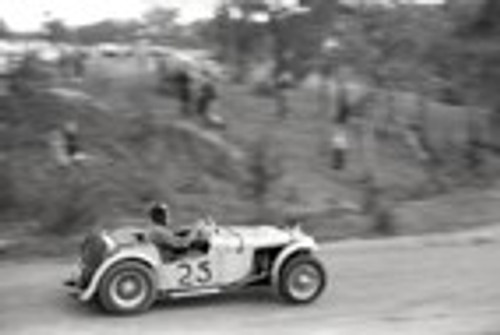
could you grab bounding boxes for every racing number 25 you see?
[177,260,212,287]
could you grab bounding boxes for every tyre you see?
[98,260,157,314]
[277,254,326,304]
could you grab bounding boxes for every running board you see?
[165,274,269,299]
[168,287,222,298]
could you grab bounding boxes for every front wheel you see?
[98,261,157,314]
[277,254,326,304]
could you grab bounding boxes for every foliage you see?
[332,4,450,93]
[210,2,269,79]
[208,0,335,80]
[38,169,103,235]
[0,161,16,217]
[448,0,500,36]
[142,6,179,36]
[44,19,72,43]
[243,137,283,221]
[427,1,500,109]
[0,19,10,38]
[74,20,142,44]
[8,53,54,94]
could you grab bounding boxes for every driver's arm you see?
[187,219,210,241]
[149,227,187,249]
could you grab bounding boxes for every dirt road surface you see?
[1,232,500,335]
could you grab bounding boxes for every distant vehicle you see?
[147,45,173,57]
[96,43,133,58]
[65,217,327,314]
[36,46,62,63]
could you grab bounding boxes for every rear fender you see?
[270,240,317,288]
[80,246,161,302]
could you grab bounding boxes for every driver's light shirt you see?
[148,226,185,249]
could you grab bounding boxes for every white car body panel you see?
[271,239,317,287]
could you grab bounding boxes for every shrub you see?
[242,138,284,222]
[8,53,53,94]
[41,179,100,235]
[0,160,16,218]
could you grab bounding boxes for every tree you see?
[75,20,142,44]
[141,6,181,42]
[44,19,71,43]
[210,1,270,80]
[143,6,179,31]
[244,136,283,223]
[448,0,500,35]
[0,19,10,38]
[311,1,458,208]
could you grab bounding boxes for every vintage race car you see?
[65,218,327,314]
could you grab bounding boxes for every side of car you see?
[70,226,326,314]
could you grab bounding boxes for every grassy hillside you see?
[2,54,500,257]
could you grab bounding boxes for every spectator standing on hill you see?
[73,50,87,80]
[51,121,88,166]
[195,77,218,120]
[173,69,192,117]
[63,121,80,158]
[330,85,353,170]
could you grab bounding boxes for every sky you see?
[0,0,444,32]
[0,0,219,32]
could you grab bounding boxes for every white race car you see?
[65,218,327,314]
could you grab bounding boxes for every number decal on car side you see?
[177,261,212,287]
[177,263,192,286]
[196,260,212,284]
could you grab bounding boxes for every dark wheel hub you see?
[288,263,322,300]
[116,274,143,300]
[108,270,149,310]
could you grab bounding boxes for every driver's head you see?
[149,202,171,226]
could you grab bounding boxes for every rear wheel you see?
[278,254,326,304]
[98,261,157,314]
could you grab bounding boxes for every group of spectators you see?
[1,47,88,95]
[57,50,87,80]
[157,59,220,126]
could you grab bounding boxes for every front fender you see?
[79,245,161,302]
[270,239,317,288]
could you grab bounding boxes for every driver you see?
[147,202,210,253]
[148,203,189,251]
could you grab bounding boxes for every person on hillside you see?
[330,86,353,170]
[73,49,87,80]
[173,69,192,117]
[51,121,88,166]
[330,126,349,170]
[195,76,218,120]
[334,84,353,125]
[62,121,81,158]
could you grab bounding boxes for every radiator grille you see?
[79,233,107,287]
